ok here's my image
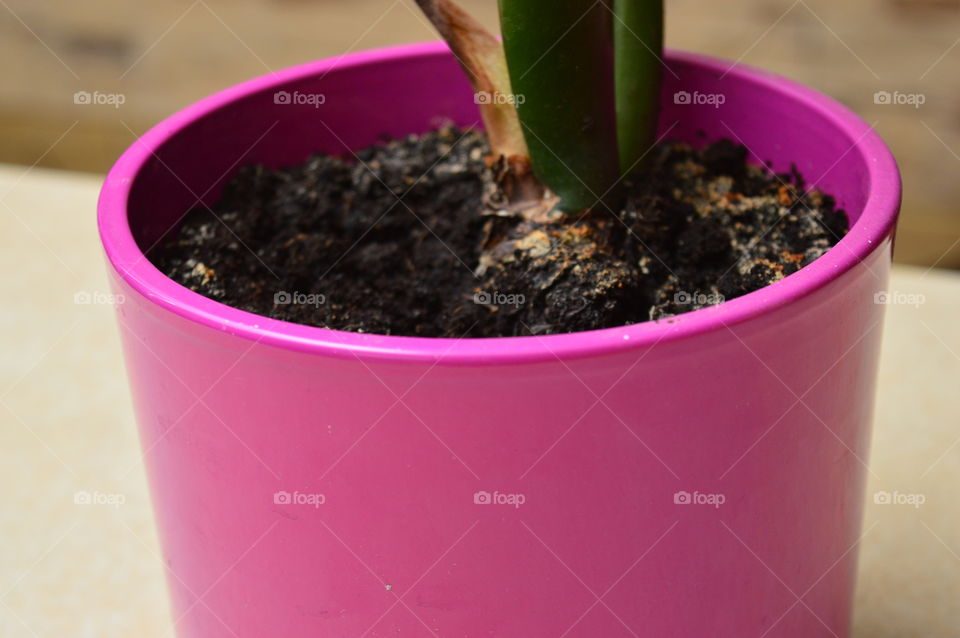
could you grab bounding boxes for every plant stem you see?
[498,0,622,212]
[613,0,663,173]
[414,0,528,161]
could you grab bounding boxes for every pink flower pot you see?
[98,43,900,638]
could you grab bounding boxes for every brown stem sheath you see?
[415,0,528,161]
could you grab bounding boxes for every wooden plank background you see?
[2,0,958,267]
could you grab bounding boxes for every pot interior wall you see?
[126,50,872,254]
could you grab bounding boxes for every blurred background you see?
[1,0,958,267]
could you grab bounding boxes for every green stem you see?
[498,0,622,212]
[614,0,664,174]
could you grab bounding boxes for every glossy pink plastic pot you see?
[99,43,899,638]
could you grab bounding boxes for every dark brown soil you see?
[149,126,848,337]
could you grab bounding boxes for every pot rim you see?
[97,42,901,365]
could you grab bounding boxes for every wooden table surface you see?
[0,164,957,637]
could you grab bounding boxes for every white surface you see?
[0,165,957,636]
